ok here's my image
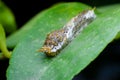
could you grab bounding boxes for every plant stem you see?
[0,24,11,59]
[0,42,11,58]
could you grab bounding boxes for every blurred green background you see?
[0,0,120,80]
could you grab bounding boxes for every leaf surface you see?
[7,3,120,80]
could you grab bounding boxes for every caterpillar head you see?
[38,29,66,56]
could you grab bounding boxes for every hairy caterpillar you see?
[38,8,96,57]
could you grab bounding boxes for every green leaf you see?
[6,3,89,48]
[7,2,88,48]
[0,1,17,34]
[7,3,120,80]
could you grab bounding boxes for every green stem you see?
[0,42,11,58]
[0,24,11,59]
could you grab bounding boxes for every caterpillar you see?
[38,8,96,57]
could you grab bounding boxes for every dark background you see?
[0,0,120,80]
